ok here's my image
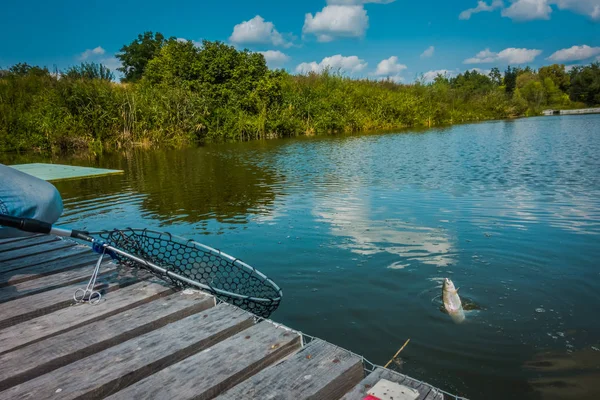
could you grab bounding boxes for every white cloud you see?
[229,15,292,48]
[372,56,407,83]
[465,49,497,63]
[554,0,600,21]
[258,50,290,67]
[459,0,504,20]
[501,0,552,20]
[296,62,320,74]
[373,56,407,76]
[326,0,395,3]
[464,47,542,64]
[296,54,367,74]
[461,0,600,21]
[502,0,600,21]
[548,45,600,62]
[420,46,435,58]
[303,5,369,42]
[79,46,105,61]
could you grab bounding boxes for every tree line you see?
[1,31,599,153]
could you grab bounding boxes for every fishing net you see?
[95,228,282,318]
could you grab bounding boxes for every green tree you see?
[516,71,539,89]
[143,39,269,101]
[520,82,545,113]
[511,88,528,115]
[433,73,450,85]
[538,64,570,92]
[489,67,502,86]
[116,32,170,82]
[542,77,567,106]
[569,63,600,105]
[515,72,546,112]
[450,69,494,95]
[196,41,268,91]
[504,66,517,94]
[143,40,201,87]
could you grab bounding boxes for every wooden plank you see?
[0,290,215,391]
[0,235,57,252]
[0,266,142,332]
[0,304,254,400]
[0,234,44,245]
[216,339,364,400]
[107,320,302,400]
[0,242,85,273]
[0,260,118,304]
[0,276,166,354]
[0,251,98,287]
[0,239,75,263]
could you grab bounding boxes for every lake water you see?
[3,115,600,399]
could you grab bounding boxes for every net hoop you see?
[91,228,282,317]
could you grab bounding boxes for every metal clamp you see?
[73,248,105,305]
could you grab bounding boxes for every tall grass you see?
[0,59,594,153]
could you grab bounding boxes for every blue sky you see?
[1,0,599,82]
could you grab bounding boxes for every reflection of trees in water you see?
[525,348,600,400]
[43,147,280,225]
[124,148,279,224]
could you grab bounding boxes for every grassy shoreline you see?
[1,39,598,154]
[0,71,556,154]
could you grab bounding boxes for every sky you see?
[1,0,599,82]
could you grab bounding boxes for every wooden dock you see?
[0,235,453,400]
[542,107,600,116]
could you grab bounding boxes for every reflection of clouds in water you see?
[547,199,600,235]
[251,204,284,225]
[314,193,455,268]
[388,261,409,270]
[472,185,600,235]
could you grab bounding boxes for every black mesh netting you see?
[96,228,282,318]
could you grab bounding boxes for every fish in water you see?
[442,278,466,324]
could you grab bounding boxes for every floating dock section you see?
[9,163,123,182]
